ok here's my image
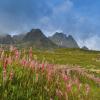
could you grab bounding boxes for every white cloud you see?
[0,0,100,50]
[53,0,73,14]
[78,35,100,50]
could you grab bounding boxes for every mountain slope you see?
[0,34,14,44]
[13,34,25,43]
[22,29,58,49]
[49,32,79,48]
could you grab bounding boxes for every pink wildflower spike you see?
[66,83,72,92]
[62,73,69,82]
[10,45,14,52]
[74,78,79,84]
[29,47,33,59]
[38,63,41,69]
[15,50,19,59]
[14,47,17,51]
[7,56,12,65]
[50,98,53,100]
[3,58,8,81]
[74,78,81,89]
[41,63,45,71]
[78,83,82,91]
[85,84,90,94]
[36,73,38,82]
[1,50,4,59]
[30,61,35,69]
[47,70,52,81]
[3,68,6,81]
[21,57,27,67]
[10,71,14,80]
[3,59,8,69]
[56,89,63,97]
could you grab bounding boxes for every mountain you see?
[22,29,58,49]
[0,29,79,49]
[49,32,79,48]
[0,34,14,44]
[13,34,25,43]
[81,46,89,50]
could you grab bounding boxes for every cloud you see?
[78,35,100,50]
[0,0,100,50]
[0,0,53,33]
[38,0,74,33]
[53,0,73,14]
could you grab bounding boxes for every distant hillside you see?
[0,34,14,44]
[49,32,79,48]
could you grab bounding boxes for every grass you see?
[0,48,100,100]
[30,48,100,70]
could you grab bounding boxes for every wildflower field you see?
[0,47,100,100]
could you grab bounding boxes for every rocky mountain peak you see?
[49,32,79,48]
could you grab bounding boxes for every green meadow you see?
[0,48,100,100]
[32,48,100,69]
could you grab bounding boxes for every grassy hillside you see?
[0,48,99,100]
[31,48,100,70]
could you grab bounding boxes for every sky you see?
[0,0,100,50]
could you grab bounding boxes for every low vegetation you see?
[0,47,100,100]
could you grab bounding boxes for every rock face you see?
[22,29,57,49]
[0,34,14,44]
[49,32,79,48]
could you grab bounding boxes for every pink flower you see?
[66,83,72,92]
[62,74,69,82]
[3,59,8,82]
[36,73,38,82]
[1,50,4,59]
[50,98,53,100]
[47,70,52,81]
[74,78,81,90]
[3,59,8,69]
[10,71,14,80]
[41,63,45,71]
[85,84,90,94]
[7,56,12,65]
[29,47,33,59]
[74,78,79,84]
[13,47,17,51]
[3,68,6,81]
[29,61,35,69]
[21,59,27,67]
[15,50,20,59]
[10,45,14,52]
[56,89,63,97]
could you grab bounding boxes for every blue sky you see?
[0,0,100,50]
